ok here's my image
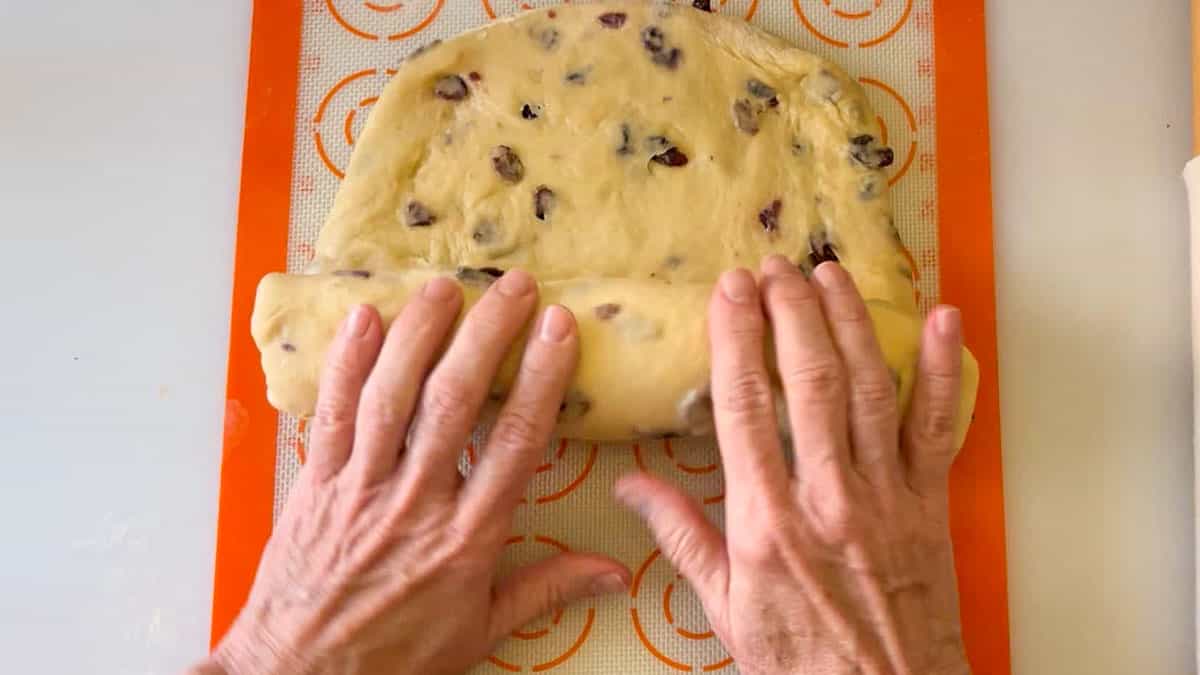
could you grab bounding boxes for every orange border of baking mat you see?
[211,2,1012,671]
[210,0,302,647]
[934,1,1011,673]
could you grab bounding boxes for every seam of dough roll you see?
[251,1,980,445]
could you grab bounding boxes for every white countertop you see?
[0,1,1193,673]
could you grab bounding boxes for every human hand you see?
[615,257,971,675]
[199,271,630,675]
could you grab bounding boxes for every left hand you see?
[198,271,631,675]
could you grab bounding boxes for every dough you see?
[252,1,980,444]
[314,0,914,309]
[253,269,979,446]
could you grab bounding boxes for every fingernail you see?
[936,307,962,338]
[761,255,796,277]
[497,270,535,297]
[423,277,457,301]
[538,305,573,343]
[591,573,629,597]
[344,305,371,338]
[812,262,845,289]
[719,268,756,304]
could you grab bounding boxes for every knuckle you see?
[810,493,858,544]
[360,394,406,434]
[851,376,898,419]
[914,372,960,446]
[781,360,845,401]
[313,397,355,433]
[489,408,546,451]
[420,375,475,427]
[718,370,775,418]
[660,523,711,573]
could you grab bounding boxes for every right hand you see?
[615,257,972,675]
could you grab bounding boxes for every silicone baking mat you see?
[214,1,1008,672]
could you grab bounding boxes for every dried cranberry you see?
[692,0,713,10]
[534,186,555,221]
[617,123,634,155]
[490,145,525,183]
[652,47,682,70]
[456,266,504,286]
[537,27,560,50]
[808,233,839,266]
[651,147,689,167]
[733,99,758,135]
[406,201,436,227]
[467,71,482,82]
[747,78,776,100]
[598,12,627,28]
[759,199,782,233]
[520,103,542,120]
[558,391,592,420]
[472,221,499,244]
[850,144,895,169]
[433,75,468,101]
[594,303,622,320]
[641,26,666,52]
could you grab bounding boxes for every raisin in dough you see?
[252,1,981,443]
[253,270,979,446]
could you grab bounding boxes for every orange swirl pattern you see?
[631,549,734,672]
[313,69,395,179]
[633,439,725,505]
[325,0,446,41]
[792,0,913,48]
[488,535,597,672]
[464,439,598,505]
[858,76,918,187]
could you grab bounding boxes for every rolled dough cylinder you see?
[252,269,979,446]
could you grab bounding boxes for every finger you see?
[460,305,578,525]
[305,305,383,482]
[403,270,539,494]
[708,268,788,510]
[903,306,964,496]
[342,278,463,486]
[488,552,630,645]
[614,473,729,600]
[759,256,852,491]
[810,262,901,486]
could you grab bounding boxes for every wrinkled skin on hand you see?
[190,258,972,675]
[199,271,630,675]
[613,258,972,675]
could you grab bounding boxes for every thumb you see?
[489,552,630,643]
[614,472,730,600]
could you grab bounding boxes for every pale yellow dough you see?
[252,1,980,443]
[253,271,979,446]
